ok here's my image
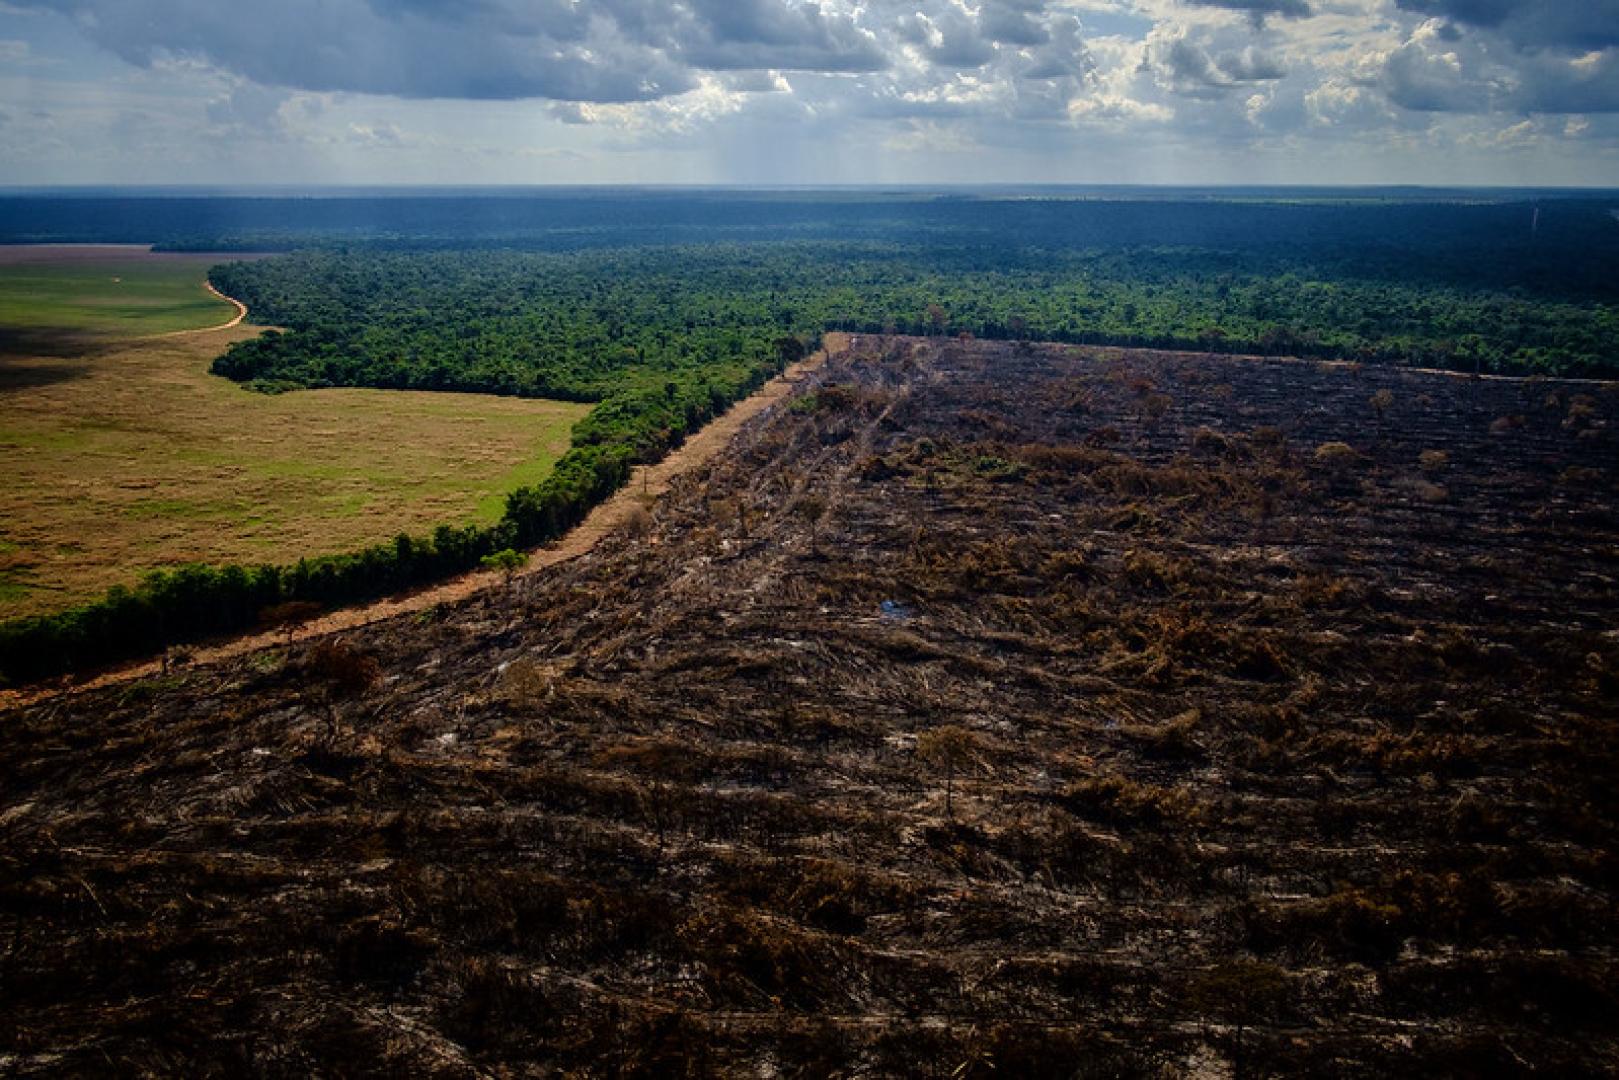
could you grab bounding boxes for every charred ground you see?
[2,337,1617,1076]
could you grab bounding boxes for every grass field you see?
[0,248,591,618]
[0,246,247,340]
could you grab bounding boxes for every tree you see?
[794,494,827,554]
[775,334,808,366]
[917,724,981,819]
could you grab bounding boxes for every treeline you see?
[802,246,1619,376]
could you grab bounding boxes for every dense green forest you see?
[212,243,1619,386]
[4,192,1618,683]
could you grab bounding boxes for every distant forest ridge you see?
[2,189,1617,303]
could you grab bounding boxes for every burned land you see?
[2,336,1617,1076]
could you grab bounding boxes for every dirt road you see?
[158,280,249,335]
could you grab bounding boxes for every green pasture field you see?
[0,247,591,618]
[0,246,241,338]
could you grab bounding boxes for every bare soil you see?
[1,336,1616,1077]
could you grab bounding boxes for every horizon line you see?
[3,182,1618,194]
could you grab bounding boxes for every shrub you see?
[1059,774,1205,828]
[499,659,558,708]
[1313,442,1360,469]
[305,640,381,697]
[1191,426,1237,459]
[1248,888,1405,963]
[623,503,653,537]
[480,548,527,581]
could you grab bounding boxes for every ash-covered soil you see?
[3,337,1617,1077]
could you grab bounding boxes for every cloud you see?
[205,81,292,134]
[674,0,888,73]
[5,0,1618,185]
[884,118,980,152]
[1512,48,1619,113]
[1306,77,1395,127]
[1069,91,1174,124]
[1020,14,1095,80]
[895,9,998,69]
[980,1,1052,47]
[14,0,690,102]
[723,69,791,93]
[1183,0,1314,26]
[1146,25,1289,96]
[1395,0,1619,52]
[1457,116,1538,147]
[346,121,409,148]
[10,0,886,102]
[1379,19,1499,111]
[1378,13,1619,114]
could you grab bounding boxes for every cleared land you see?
[0,245,249,343]
[0,249,591,617]
[0,336,845,708]
[1,336,1614,1075]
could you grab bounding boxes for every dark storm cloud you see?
[1381,2,1619,114]
[1514,50,1619,112]
[979,1,1051,47]
[1150,33,1288,97]
[677,0,887,72]
[892,9,997,69]
[1379,40,1491,112]
[1183,0,1313,24]
[1379,11,1619,114]
[15,0,687,101]
[13,0,886,101]
[1019,14,1093,81]
[1395,0,1619,51]
[363,0,590,38]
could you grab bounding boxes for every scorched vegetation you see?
[2,337,1614,1075]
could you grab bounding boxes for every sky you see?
[0,0,1615,187]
